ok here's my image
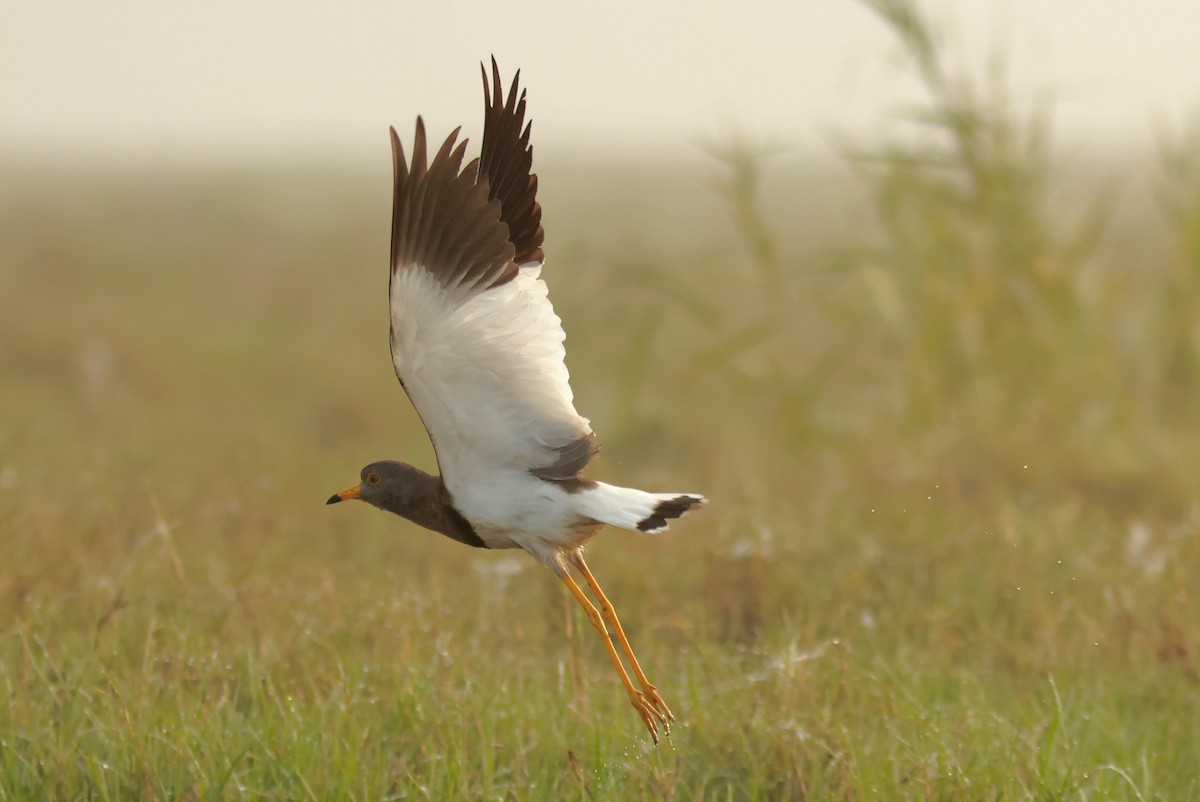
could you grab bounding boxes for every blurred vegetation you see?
[847,0,1107,423]
[1153,111,1200,413]
[1,1,1199,799]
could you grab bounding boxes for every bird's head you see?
[326,460,425,513]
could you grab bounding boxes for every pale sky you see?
[3,1,1200,165]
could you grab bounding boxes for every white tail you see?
[576,482,706,534]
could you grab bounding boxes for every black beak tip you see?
[326,493,342,505]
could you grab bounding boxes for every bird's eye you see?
[366,472,381,486]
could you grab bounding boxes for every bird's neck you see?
[385,467,488,549]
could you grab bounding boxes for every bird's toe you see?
[640,684,675,724]
[631,696,663,745]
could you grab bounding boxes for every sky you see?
[3,1,1200,165]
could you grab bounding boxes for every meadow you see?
[3,6,1200,799]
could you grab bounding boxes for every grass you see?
[3,4,1200,798]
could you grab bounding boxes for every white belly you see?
[449,469,601,567]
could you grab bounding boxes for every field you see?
[4,11,1200,801]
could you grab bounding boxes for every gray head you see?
[326,460,436,514]
[326,458,485,548]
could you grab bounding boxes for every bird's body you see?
[328,59,704,743]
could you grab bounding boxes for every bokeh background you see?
[5,0,1200,161]
[3,1,1199,798]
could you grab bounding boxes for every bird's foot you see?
[628,684,673,744]
[629,691,669,745]
[639,683,675,726]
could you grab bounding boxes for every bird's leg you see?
[559,571,667,744]
[568,554,674,728]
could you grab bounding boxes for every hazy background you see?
[4,0,1200,165]
[4,1,1200,797]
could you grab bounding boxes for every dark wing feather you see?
[529,432,599,482]
[386,70,596,492]
[479,57,545,267]
[389,118,517,293]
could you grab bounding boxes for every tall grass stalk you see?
[1151,112,1200,413]
[3,6,1200,796]
[847,0,1112,427]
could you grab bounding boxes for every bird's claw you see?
[640,684,674,724]
[629,685,673,745]
[630,693,664,744]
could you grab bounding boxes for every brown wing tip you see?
[478,58,545,267]
[389,126,405,179]
[390,107,517,293]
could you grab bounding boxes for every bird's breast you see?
[452,471,601,559]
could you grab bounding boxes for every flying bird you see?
[327,59,705,744]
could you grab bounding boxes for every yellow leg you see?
[559,571,667,744]
[569,554,675,727]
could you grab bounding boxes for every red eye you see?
[366,472,380,486]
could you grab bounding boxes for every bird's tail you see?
[576,482,706,534]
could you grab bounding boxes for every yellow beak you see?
[326,482,362,505]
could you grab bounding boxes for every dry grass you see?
[2,3,1199,798]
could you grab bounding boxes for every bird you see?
[326,58,705,744]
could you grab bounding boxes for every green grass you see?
[3,5,1200,798]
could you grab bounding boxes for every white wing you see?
[390,262,593,493]
[386,64,595,498]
